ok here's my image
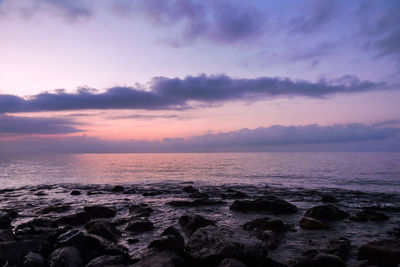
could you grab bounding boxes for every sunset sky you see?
[1,0,399,153]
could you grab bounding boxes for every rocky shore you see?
[0,182,399,266]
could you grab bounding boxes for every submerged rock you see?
[168,199,225,207]
[57,211,90,226]
[38,204,71,214]
[304,205,349,221]
[299,217,331,230]
[111,185,125,192]
[183,186,199,193]
[358,239,400,266]
[230,197,297,214]
[0,211,12,229]
[218,258,247,267]
[243,217,288,232]
[86,255,127,267]
[129,204,153,217]
[321,195,336,203]
[324,237,351,260]
[126,218,154,232]
[85,219,122,242]
[84,205,117,218]
[149,226,185,252]
[23,251,44,267]
[290,251,346,267]
[179,214,215,234]
[350,209,389,222]
[257,230,280,250]
[47,246,83,267]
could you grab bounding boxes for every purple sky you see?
[0,0,399,153]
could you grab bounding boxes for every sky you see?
[0,0,400,153]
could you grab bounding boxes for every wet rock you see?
[84,205,117,218]
[257,230,280,250]
[2,208,18,219]
[17,217,55,230]
[85,219,122,242]
[23,251,44,267]
[48,246,83,267]
[86,255,127,267]
[129,204,153,217]
[149,226,185,253]
[321,195,336,203]
[290,252,346,267]
[142,190,163,196]
[364,205,400,212]
[304,205,349,221]
[243,217,288,232]
[128,238,140,244]
[189,192,209,199]
[299,217,331,230]
[221,190,249,199]
[168,199,225,207]
[358,239,400,266]
[126,218,154,232]
[124,188,137,194]
[183,186,199,193]
[34,191,47,196]
[57,211,90,225]
[39,204,71,214]
[0,211,12,229]
[230,197,297,214]
[324,237,351,260]
[179,214,215,234]
[218,258,247,267]
[0,239,51,265]
[133,250,180,267]
[350,209,389,222]
[186,225,268,266]
[111,185,124,192]
[71,190,81,195]
[388,227,400,238]
[87,190,103,195]
[0,228,15,241]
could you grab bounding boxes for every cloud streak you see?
[0,74,390,113]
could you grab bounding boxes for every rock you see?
[149,226,184,252]
[47,246,83,267]
[350,209,389,222]
[179,214,215,234]
[388,227,400,238]
[0,211,12,229]
[230,197,297,214]
[57,211,90,225]
[186,225,268,266]
[23,251,44,267]
[126,218,154,232]
[304,205,349,221]
[87,191,103,195]
[0,228,15,241]
[133,250,180,267]
[128,238,140,244]
[124,188,137,194]
[291,252,346,267]
[86,255,127,267]
[85,219,122,242]
[2,209,18,219]
[84,205,117,218]
[189,192,209,199]
[0,239,51,265]
[183,186,199,193]
[38,204,71,214]
[243,217,288,232]
[218,258,247,267]
[71,190,81,195]
[257,230,280,250]
[324,237,351,260]
[142,190,163,196]
[34,191,47,196]
[358,239,400,266]
[111,185,125,192]
[17,218,55,230]
[129,204,153,217]
[168,199,225,207]
[221,191,249,199]
[299,217,331,230]
[321,195,336,203]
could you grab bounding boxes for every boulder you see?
[23,251,44,267]
[350,209,389,222]
[304,205,349,221]
[129,204,153,217]
[71,190,81,195]
[111,185,125,192]
[299,217,331,230]
[38,204,71,214]
[84,205,117,218]
[0,211,12,229]
[321,195,336,203]
[189,192,209,199]
[179,214,215,234]
[0,239,51,265]
[324,237,351,260]
[257,230,280,250]
[86,255,127,267]
[85,219,122,242]
[186,225,268,266]
[126,218,154,232]
[16,217,55,230]
[291,252,345,267]
[243,217,288,232]
[47,246,83,267]
[358,239,400,266]
[230,197,297,214]
[149,226,185,253]
[0,228,15,241]
[218,258,247,267]
[57,211,90,225]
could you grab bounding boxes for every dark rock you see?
[358,239,400,266]
[17,218,55,230]
[124,188,136,194]
[230,197,297,214]
[189,192,209,199]
[221,191,249,199]
[183,186,199,193]
[299,217,331,230]
[0,211,12,229]
[39,204,71,214]
[111,185,125,192]
[23,251,44,267]
[321,195,336,203]
[85,219,122,242]
[350,209,389,222]
[57,211,90,225]
[86,255,127,267]
[2,209,18,219]
[149,226,184,253]
[179,214,215,234]
[84,205,117,218]
[0,228,15,241]
[291,252,346,267]
[168,199,225,207]
[129,204,153,217]
[365,205,400,212]
[34,191,47,196]
[87,191,103,195]
[186,225,268,266]
[126,218,154,232]
[304,205,349,221]
[142,190,163,196]
[0,239,51,265]
[133,250,180,267]
[47,246,83,267]
[218,258,247,267]
[243,217,288,232]
[324,237,351,260]
[71,190,81,195]
[388,227,400,238]
[128,238,140,244]
[257,230,280,250]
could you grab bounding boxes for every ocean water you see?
[1,152,399,192]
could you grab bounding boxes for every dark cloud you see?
[0,114,82,135]
[0,74,389,113]
[0,122,399,154]
[0,74,390,113]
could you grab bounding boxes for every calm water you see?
[1,152,399,193]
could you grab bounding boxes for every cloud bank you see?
[0,74,389,113]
